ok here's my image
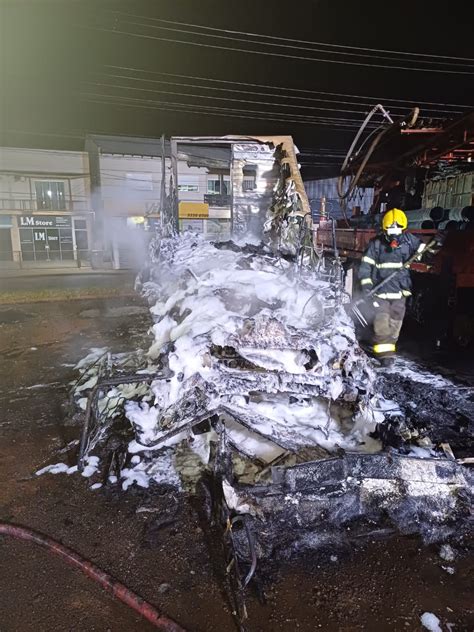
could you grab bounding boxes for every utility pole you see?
[160,134,167,233]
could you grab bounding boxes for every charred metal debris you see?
[71,238,473,628]
[66,139,472,631]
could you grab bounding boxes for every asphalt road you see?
[0,297,472,632]
[0,272,136,291]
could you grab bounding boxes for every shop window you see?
[207,179,219,194]
[35,181,67,211]
[0,228,13,261]
[207,178,230,195]
[19,225,76,261]
[243,166,257,191]
[75,230,89,251]
[74,219,89,257]
[19,228,35,261]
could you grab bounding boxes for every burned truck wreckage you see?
[61,137,471,625]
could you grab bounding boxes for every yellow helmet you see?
[382,208,407,231]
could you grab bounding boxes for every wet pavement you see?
[0,297,473,631]
[0,272,136,292]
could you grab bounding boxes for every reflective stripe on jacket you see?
[358,233,423,298]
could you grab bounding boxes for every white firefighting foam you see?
[123,235,382,485]
[42,235,386,490]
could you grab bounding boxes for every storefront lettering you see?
[20,216,36,226]
[19,215,72,228]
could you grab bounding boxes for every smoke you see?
[92,156,166,270]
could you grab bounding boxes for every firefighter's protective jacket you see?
[358,232,424,299]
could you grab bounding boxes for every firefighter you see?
[358,208,425,366]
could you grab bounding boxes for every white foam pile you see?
[36,456,98,478]
[127,236,382,482]
[388,357,455,389]
[46,235,386,491]
[420,612,443,632]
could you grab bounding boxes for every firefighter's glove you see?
[429,235,445,253]
[424,231,445,255]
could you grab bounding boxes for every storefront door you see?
[0,228,13,261]
[18,215,75,262]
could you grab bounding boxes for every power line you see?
[299,155,345,159]
[119,18,474,71]
[300,164,343,167]
[88,26,474,75]
[87,79,414,118]
[83,93,373,127]
[110,11,474,64]
[299,149,347,155]
[98,71,459,116]
[300,149,348,155]
[81,91,380,125]
[106,65,470,110]
[82,94,367,130]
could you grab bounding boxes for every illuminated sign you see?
[178,202,209,219]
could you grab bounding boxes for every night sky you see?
[1,0,473,177]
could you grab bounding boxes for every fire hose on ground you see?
[0,522,186,632]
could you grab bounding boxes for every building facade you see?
[0,142,166,269]
[1,134,307,269]
[0,147,92,266]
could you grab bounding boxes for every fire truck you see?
[316,108,474,347]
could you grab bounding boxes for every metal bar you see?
[230,515,258,589]
[160,133,167,227]
[400,127,443,134]
[221,405,299,452]
[78,384,99,471]
[77,373,167,471]
[170,138,179,236]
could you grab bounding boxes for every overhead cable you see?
[82,91,376,125]
[106,65,469,110]
[87,79,423,117]
[119,18,474,70]
[82,94,370,130]
[88,27,474,75]
[109,11,474,64]
[98,72,461,115]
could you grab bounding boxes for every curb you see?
[0,270,137,280]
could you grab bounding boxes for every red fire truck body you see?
[314,110,474,344]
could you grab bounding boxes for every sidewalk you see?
[0,269,138,304]
[0,266,135,279]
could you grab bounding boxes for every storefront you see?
[0,215,13,261]
[18,215,73,261]
[17,215,89,263]
[177,201,231,240]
